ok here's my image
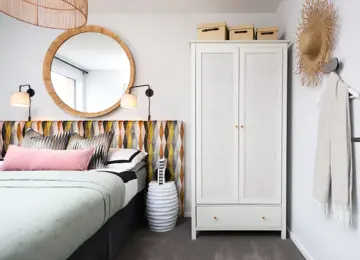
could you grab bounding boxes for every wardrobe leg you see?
[191,229,197,240]
[281,229,287,240]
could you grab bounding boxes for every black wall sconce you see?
[121,84,154,121]
[10,84,35,121]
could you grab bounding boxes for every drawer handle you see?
[213,216,218,220]
[262,216,266,220]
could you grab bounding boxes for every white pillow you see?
[107,148,147,171]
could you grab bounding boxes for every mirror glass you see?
[51,32,131,113]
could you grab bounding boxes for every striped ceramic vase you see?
[146,181,179,232]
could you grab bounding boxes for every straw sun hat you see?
[296,0,337,86]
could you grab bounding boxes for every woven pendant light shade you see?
[0,0,88,29]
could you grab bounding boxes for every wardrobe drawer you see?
[196,206,282,230]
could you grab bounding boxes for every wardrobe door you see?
[239,46,283,204]
[196,44,239,204]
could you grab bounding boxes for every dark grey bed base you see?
[68,190,146,260]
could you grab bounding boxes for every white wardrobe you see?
[191,41,289,239]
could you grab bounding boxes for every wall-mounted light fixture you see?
[121,84,154,121]
[10,85,35,121]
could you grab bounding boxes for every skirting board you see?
[289,230,315,260]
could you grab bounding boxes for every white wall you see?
[0,12,277,215]
[277,1,360,259]
[85,70,128,112]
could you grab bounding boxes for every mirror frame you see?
[43,25,135,118]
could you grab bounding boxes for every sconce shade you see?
[10,92,30,107]
[0,0,88,29]
[121,94,138,108]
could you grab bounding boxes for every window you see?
[51,71,76,108]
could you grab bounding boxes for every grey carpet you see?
[116,218,305,260]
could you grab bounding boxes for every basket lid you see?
[197,22,227,30]
[257,26,279,32]
[229,24,254,31]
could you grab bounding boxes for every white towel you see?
[313,72,353,228]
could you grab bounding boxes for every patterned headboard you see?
[0,120,185,216]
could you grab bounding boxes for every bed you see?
[0,120,185,260]
[0,163,146,260]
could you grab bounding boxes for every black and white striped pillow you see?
[107,148,147,171]
[21,129,71,150]
[67,132,114,170]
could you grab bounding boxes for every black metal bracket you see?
[18,84,35,121]
[19,84,35,97]
[130,84,153,95]
[130,84,154,121]
[145,88,154,97]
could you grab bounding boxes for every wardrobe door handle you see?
[240,125,244,129]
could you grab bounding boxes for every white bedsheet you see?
[0,171,127,260]
[123,179,138,207]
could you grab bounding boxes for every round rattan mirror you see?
[43,25,135,117]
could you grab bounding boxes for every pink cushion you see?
[1,145,94,171]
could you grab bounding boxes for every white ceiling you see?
[88,0,284,13]
[56,32,129,71]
